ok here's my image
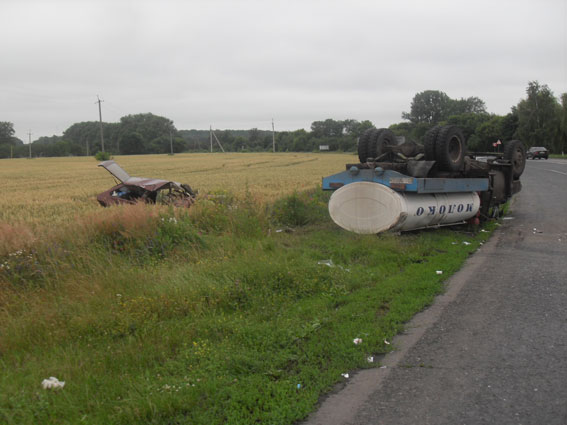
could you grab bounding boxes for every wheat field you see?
[0,152,354,228]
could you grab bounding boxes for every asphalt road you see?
[305,159,567,425]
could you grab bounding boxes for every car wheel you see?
[503,140,526,179]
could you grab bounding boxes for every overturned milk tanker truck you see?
[322,125,526,234]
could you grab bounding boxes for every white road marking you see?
[527,159,567,165]
[548,169,567,176]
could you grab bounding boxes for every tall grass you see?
[0,189,493,424]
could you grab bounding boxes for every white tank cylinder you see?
[328,181,480,234]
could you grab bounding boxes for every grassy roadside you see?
[0,190,494,424]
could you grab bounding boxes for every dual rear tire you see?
[357,128,397,163]
[424,125,466,172]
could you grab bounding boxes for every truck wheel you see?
[424,126,441,161]
[368,129,396,159]
[357,128,379,163]
[503,140,526,179]
[435,125,466,172]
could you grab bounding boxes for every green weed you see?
[0,189,493,425]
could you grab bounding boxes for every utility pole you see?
[272,118,275,153]
[210,125,213,153]
[169,127,174,155]
[212,130,225,153]
[27,130,32,159]
[96,95,105,152]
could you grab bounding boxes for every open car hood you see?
[98,160,132,183]
[98,160,183,189]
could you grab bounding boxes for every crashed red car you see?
[97,160,196,208]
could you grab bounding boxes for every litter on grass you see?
[367,356,374,363]
[276,227,294,233]
[462,241,471,245]
[42,377,65,390]
[341,373,350,379]
[353,338,363,345]
[317,259,350,272]
[436,270,443,275]
[384,340,390,345]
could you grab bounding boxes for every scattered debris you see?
[353,338,363,345]
[380,366,388,369]
[42,377,65,390]
[296,384,302,389]
[367,356,374,363]
[341,373,350,379]
[276,227,295,233]
[317,259,350,272]
[462,241,471,246]
[436,270,443,275]
[97,160,196,208]
[502,217,515,220]
[384,340,390,345]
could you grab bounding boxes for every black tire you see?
[503,140,526,179]
[423,126,441,161]
[434,125,466,172]
[368,128,396,159]
[357,128,379,163]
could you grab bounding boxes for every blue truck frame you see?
[322,166,489,194]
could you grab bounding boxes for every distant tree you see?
[500,110,519,141]
[473,116,505,151]
[560,93,567,154]
[402,90,452,124]
[0,121,15,144]
[311,119,344,138]
[248,128,260,143]
[388,122,416,139]
[217,130,235,151]
[63,121,119,154]
[118,113,176,154]
[120,132,145,155]
[450,97,487,115]
[446,113,491,143]
[343,119,374,137]
[516,81,561,150]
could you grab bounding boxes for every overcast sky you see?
[1,0,566,142]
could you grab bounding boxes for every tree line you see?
[1,81,566,159]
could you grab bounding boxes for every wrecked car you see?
[97,160,196,208]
